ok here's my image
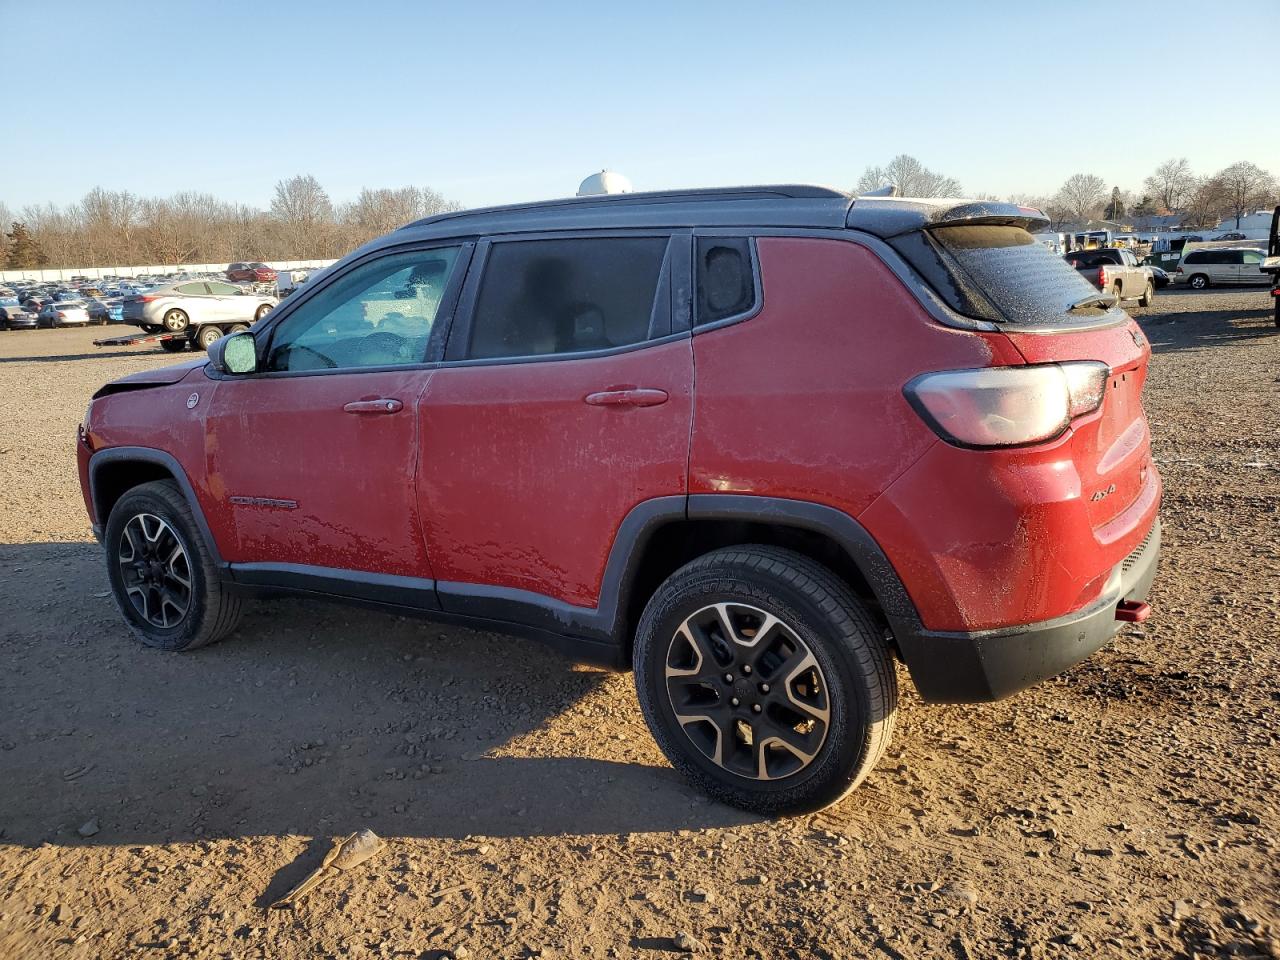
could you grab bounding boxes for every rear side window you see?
[466,237,669,359]
[696,238,756,325]
[177,283,207,295]
[1183,252,1206,264]
[892,226,1115,326]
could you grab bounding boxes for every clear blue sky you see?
[2,0,1276,211]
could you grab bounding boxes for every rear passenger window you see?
[696,238,756,325]
[177,283,208,295]
[466,237,669,359]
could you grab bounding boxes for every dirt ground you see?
[1,289,1277,960]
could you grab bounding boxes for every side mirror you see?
[209,331,258,374]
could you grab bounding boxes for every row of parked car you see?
[0,267,283,342]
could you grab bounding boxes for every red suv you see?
[226,262,275,283]
[78,187,1161,814]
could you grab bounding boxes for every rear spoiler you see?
[847,197,1050,238]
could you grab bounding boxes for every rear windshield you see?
[892,225,1119,326]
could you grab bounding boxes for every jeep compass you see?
[78,186,1161,814]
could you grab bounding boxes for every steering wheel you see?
[356,331,412,364]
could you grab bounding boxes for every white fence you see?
[0,259,338,284]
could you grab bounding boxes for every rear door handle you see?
[343,398,403,414]
[584,388,669,408]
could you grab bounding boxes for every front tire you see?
[195,325,223,350]
[104,480,242,651]
[633,546,897,815]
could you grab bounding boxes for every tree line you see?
[2,175,462,270]
[855,154,1278,232]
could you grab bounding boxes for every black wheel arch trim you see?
[683,494,925,638]
[88,446,224,566]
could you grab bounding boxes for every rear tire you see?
[1112,282,1124,302]
[1188,273,1209,290]
[227,323,250,335]
[1139,281,1154,307]
[162,309,189,333]
[104,480,242,652]
[633,545,897,815]
[254,304,273,322]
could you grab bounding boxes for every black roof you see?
[363,185,1047,253]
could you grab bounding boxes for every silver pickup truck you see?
[1064,247,1155,306]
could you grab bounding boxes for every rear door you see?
[420,232,693,613]
[204,243,470,584]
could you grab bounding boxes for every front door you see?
[420,233,693,613]
[204,243,469,582]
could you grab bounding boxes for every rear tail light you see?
[136,295,159,302]
[904,362,1109,448]
[1098,265,1108,287]
[56,312,66,319]
[1176,266,1184,274]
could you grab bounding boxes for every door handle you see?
[343,398,403,414]
[584,388,669,408]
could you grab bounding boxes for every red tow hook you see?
[1115,599,1151,623]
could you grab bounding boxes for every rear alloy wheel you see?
[162,308,189,332]
[196,325,223,350]
[105,480,242,651]
[1139,281,1154,307]
[634,545,897,815]
[1112,282,1124,303]
[1189,273,1209,290]
[254,304,273,322]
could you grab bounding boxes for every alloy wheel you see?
[117,513,192,628]
[665,602,830,781]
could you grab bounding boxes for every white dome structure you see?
[577,170,634,197]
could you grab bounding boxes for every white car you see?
[122,280,277,335]
[37,300,90,328]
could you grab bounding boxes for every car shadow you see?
[0,348,179,363]
[0,541,756,853]
[1134,306,1275,355]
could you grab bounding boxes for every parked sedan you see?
[121,280,276,333]
[37,300,91,328]
[0,297,38,329]
[86,297,124,325]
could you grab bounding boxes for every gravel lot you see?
[1,288,1277,959]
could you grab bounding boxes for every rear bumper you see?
[897,519,1160,703]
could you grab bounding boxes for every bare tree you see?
[1052,174,1107,223]
[1182,177,1228,230]
[270,175,336,259]
[1143,158,1195,214]
[1213,161,1277,229]
[855,154,961,198]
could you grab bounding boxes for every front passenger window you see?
[266,246,461,372]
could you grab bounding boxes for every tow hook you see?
[1115,599,1151,623]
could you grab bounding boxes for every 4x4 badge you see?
[186,393,199,409]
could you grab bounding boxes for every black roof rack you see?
[405,184,850,230]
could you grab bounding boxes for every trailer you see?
[94,329,212,353]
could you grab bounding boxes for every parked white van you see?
[1176,248,1270,288]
